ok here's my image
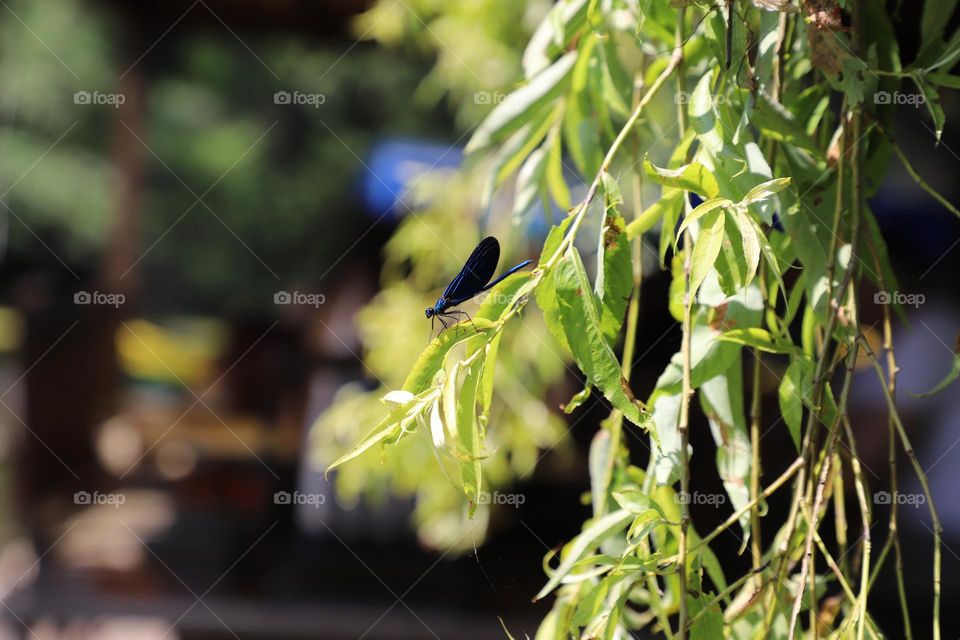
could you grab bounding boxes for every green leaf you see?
[779,357,810,450]
[534,509,634,600]
[688,209,726,305]
[554,247,655,439]
[514,145,549,220]
[522,0,589,77]
[918,0,960,68]
[926,71,960,89]
[589,430,613,519]
[643,157,720,199]
[914,77,946,142]
[457,359,484,516]
[326,393,428,474]
[536,217,576,353]
[596,175,632,343]
[717,328,798,354]
[572,574,623,629]
[741,177,792,205]
[627,188,683,240]
[402,319,496,394]
[743,213,786,299]
[545,124,571,209]
[658,190,685,265]
[912,354,960,398]
[700,357,752,537]
[466,51,578,153]
[562,386,592,413]
[677,197,733,238]
[735,210,761,289]
[612,488,662,517]
[485,107,556,203]
[714,213,748,297]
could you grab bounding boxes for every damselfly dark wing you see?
[442,237,500,302]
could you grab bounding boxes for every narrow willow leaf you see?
[612,488,662,517]
[486,107,555,203]
[536,216,576,353]
[714,213,748,297]
[643,157,721,199]
[545,124,571,209]
[572,574,624,630]
[443,360,460,441]
[626,187,682,239]
[326,394,427,474]
[677,197,732,238]
[914,77,945,142]
[687,565,725,640]
[912,354,960,398]
[479,337,501,416]
[466,51,578,153]
[741,177,792,205]
[926,71,960,89]
[554,248,655,439]
[402,319,495,394]
[688,209,726,305]
[537,268,571,355]
[918,0,960,69]
[589,430,612,519]
[718,328,798,354]
[458,359,484,516]
[779,357,809,450]
[596,174,632,343]
[381,390,414,405]
[429,399,445,448]
[700,358,752,536]
[734,209,761,288]
[564,41,603,177]
[514,145,550,220]
[522,0,588,77]
[539,213,576,267]
[753,95,824,158]
[534,509,633,600]
[562,386,592,413]
[658,189,685,265]
[744,214,787,299]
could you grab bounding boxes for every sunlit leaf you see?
[467,51,578,153]
[534,509,633,600]
[643,157,721,199]
[555,247,655,438]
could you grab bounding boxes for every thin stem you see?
[749,339,764,580]
[788,93,866,639]
[674,7,692,638]
[863,343,941,640]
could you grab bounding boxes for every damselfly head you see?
[424,307,434,318]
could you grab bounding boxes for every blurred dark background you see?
[0,0,958,638]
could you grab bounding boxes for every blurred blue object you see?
[360,138,463,216]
